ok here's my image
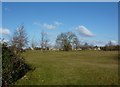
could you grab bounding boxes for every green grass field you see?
[15,50,118,85]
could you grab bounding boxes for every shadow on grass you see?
[2,62,36,87]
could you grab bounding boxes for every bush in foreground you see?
[2,42,31,86]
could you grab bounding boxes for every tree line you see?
[3,24,119,53]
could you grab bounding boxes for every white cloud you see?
[80,39,107,46]
[0,28,11,35]
[82,40,118,46]
[33,21,63,30]
[54,21,63,26]
[76,25,95,37]
[33,22,41,26]
[90,40,108,46]
[43,23,56,30]
[110,40,118,45]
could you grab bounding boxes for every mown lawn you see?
[15,50,118,85]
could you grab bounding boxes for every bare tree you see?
[83,42,89,50]
[41,30,44,50]
[72,37,80,50]
[107,41,113,46]
[40,30,49,50]
[31,38,36,50]
[56,32,79,51]
[11,25,28,53]
[44,39,49,50]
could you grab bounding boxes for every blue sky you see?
[1,2,118,46]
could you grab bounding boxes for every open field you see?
[15,50,118,85]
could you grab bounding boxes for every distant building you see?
[93,46,101,50]
[77,48,82,51]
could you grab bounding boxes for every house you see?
[93,46,101,50]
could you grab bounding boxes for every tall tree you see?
[72,37,80,50]
[11,25,28,53]
[83,42,89,50]
[40,30,49,50]
[41,30,44,50]
[31,37,36,50]
[107,41,113,46]
[56,32,79,51]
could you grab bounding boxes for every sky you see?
[2,0,120,2]
[1,2,118,46]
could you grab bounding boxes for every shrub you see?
[2,42,31,86]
